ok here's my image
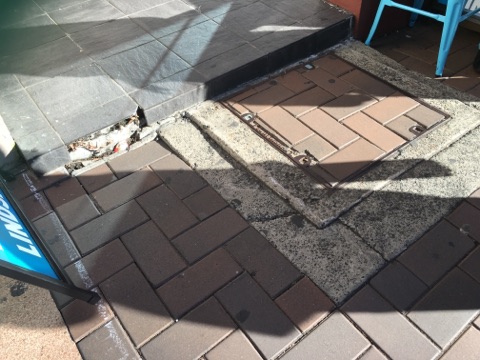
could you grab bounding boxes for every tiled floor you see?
[6,138,480,359]
[224,54,447,187]
[371,18,480,96]
[0,0,351,173]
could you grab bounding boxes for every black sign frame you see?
[0,177,99,304]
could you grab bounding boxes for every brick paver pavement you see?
[5,136,480,359]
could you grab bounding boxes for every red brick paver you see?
[15,136,480,360]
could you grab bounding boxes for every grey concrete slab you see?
[70,17,155,60]
[130,1,209,39]
[98,40,190,93]
[49,0,124,34]
[0,14,65,56]
[213,2,296,42]
[159,20,247,66]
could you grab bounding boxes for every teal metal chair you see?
[365,0,480,76]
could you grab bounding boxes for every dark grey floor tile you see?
[213,2,295,42]
[159,20,246,66]
[300,6,352,28]
[70,17,155,60]
[370,261,428,312]
[131,68,204,109]
[28,146,71,174]
[185,0,257,19]
[216,273,300,359]
[0,88,50,139]
[281,312,369,360]
[14,126,64,160]
[27,64,126,125]
[144,83,207,123]
[261,0,331,21]
[107,0,171,15]
[131,1,208,39]
[408,268,480,348]
[78,319,141,360]
[0,70,23,96]
[98,40,190,93]
[53,96,138,144]
[34,212,81,267]
[49,0,124,34]
[195,43,264,82]
[0,1,45,30]
[0,14,66,56]
[251,26,313,55]
[35,0,88,13]
[8,37,91,87]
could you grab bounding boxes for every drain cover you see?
[224,54,448,188]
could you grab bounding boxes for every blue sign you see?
[0,188,58,279]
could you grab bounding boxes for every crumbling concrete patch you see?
[158,119,293,222]
[158,118,384,304]
[341,124,480,260]
[252,216,384,304]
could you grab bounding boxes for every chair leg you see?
[409,0,425,27]
[436,0,464,76]
[365,0,389,45]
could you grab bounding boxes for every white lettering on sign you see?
[0,194,41,258]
